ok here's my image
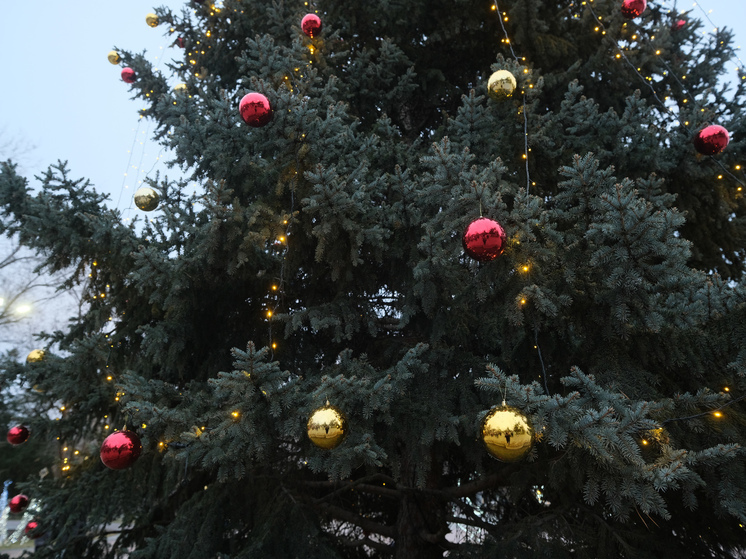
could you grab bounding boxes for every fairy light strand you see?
[689,1,746,72]
[661,392,746,424]
[587,2,746,189]
[493,0,532,195]
[587,2,670,110]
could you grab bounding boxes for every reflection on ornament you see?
[239,92,273,127]
[487,70,517,100]
[301,14,322,38]
[174,83,188,94]
[100,430,142,470]
[481,406,534,462]
[25,521,41,539]
[621,0,647,19]
[145,13,160,27]
[462,217,507,262]
[307,405,348,449]
[121,68,136,84]
[26,349,45,363]
[107,51,121,65]
[693,125,730,156]
[9,494,29,513]
[6,425,30,445]
[134,187,160,212]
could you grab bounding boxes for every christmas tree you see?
[1,0,746,557]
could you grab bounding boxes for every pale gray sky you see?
[0,0,744,219]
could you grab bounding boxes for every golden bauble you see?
[26,349,46,363]
[174,83,188,93]
[481,406,534,462]
[134,187,160,212]
[487,70,517,100]
[307,405,348,449]
[145,13,160,27]
[107,51,121,65]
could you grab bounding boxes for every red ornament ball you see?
[672,19,686,30]
[24,521,40,539]
[239,92,273,127]
[694,125,730,156]
[7,425,30,445]
[176,37,185,48]
[301,13,322,38]
[462,217,507,262]
[9,494,29,514]
[100,430,142,470]
[121,67,136,84]
[621,0,646,18]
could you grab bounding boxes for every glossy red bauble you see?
[121,67,136,84]
[9,494,29,513]
[621,0,647,18]
[7,425,30,445]
[672,19,686,30]
[301,14,322,38]
[100,430,142,470]
[694,125,730,156]
[239,92,273,127]
[24,521,40,539]
[462,217,507,262]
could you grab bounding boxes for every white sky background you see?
[0,0,744,351]
[0,0,744,211]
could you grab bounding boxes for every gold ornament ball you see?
[174,83,188,94]
[26,349,46,363]
[481,406,534,462]
[107,51,121,65]
[145,13,160,27]
[307,405,348,449]
[487,70,517,100]
[134,187,160,212]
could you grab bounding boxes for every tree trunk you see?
[394,456,448,559]
[395,492,448,559]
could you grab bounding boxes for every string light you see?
[586,1,746,190]
[493,0,532,194]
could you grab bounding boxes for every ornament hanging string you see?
[534,327,549,395]
[492,0,532,195]
[131,123,152,208]
[498,375,508,407]
[116,118,144,210]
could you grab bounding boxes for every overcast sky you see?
[0,0,744,219]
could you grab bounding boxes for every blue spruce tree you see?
[1,0,745,557]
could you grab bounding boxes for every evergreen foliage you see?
[1,0,745,557]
